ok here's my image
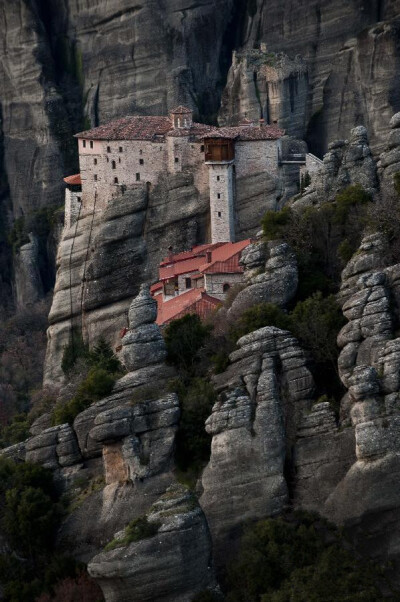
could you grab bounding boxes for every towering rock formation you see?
[200,326,315,567]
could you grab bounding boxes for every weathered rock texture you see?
[292,125,377,209]
[222,3,400,157]
[44,177,206,384]
[378,111,400,198]
[200,326,315,567]
[88,484,218,602]
[228,238,298,321]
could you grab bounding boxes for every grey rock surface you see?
[228,240,298,321]
[88,484,218,602]
[201,326,314,568]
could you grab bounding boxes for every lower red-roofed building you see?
[152,239,252,325]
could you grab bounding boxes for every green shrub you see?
[52,367,116,425]
[61,331,89,374]
[261,185,372,297]
[164,314,212,374]
[230,303,291,341]
[225,515,387,602]
[262,206,292,240]
[104,517,160,551]
[174,378,216,475]
[89,337,122,373]
[0,413,30,448]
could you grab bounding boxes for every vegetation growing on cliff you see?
[0,457,102,601]
[225,514,390,601]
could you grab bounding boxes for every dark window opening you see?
[223,283,230,293]
[119,146,123,153]
[139,149,143,155]
[82,140,86,148]
[185,278,192,289]
[217,176,220,181]
[107,146,111,153]
[175,157,179,163]
[200,145,205,152]
[139,158,144,165]
[136,173,140,181]
[94,174,98,181]
[217,193,221,199]
[112,160,116,169]
[94,158,97,165]
[77,196,81,202]
[217,211,221,217]
[107,157,109,163]
[90,140,93,149]
[114,177,118,184]
[118,157,121,163]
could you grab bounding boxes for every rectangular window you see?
[217,211,221,217]
[175,157,179,163]
[118,157,121,163]
[114,177,118,184]
[83,140,86,148]
[185,278,191,289]
[94,158,97,165]
[107,145,111,153]
[200,145,204,152]
[217,193,221,199]
[136,173,140,181]
[119,146,123,153]
[217,176,220,181]
[139,158,144,165]
[94,174,97,181]
[90,140,93,149]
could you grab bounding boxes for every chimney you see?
[206,250,212,263]
[259,118,265,128]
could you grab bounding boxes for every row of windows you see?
[93,173,141,182]
[92,157,144,167]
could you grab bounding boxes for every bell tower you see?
[204,136,235,243]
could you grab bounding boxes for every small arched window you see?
[114,177,118,184]
[223,283,230,293]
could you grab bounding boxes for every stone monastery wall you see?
[235,140,279,178]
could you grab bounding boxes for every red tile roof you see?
[160,243,223,266]
[150,282,163,293]
[159,256,205,280]
[205,124,284,141]
[63,173,81,186]
[167,123,214,139]
[199,239,251,273]
[170,105,192,114]
[75,116,172,141]
[156,288,221,325]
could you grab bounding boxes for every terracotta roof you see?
[150,282,163,293]
[160,243,223,266]
[75,116,213,142]
[205,124,284,141]
[159,256,205,280]
[167,123,214,139]
[75,116,173,141]
[199,239,251,273]
[156,287,221,325]
[170,105,192,114]
[63,173,81,186]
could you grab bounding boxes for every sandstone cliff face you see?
[222,1,400,156]
[201,326,315,568]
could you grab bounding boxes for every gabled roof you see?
[160,243,223,266]
[170,105,192,114]
[63,173,81,186]
[156,287,221,325]
[205,124,284,141]
[199,239,251,273]
[75,116,172,141]
[159,256,205,280]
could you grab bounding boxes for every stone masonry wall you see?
[209,163,235,242]
[235,139,279,178]
[204,272,244,299]
[64,188,82,229]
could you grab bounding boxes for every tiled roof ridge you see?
[63,173,81,185]
[170,105,192,114]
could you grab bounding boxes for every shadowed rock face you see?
[88,484,218,602]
